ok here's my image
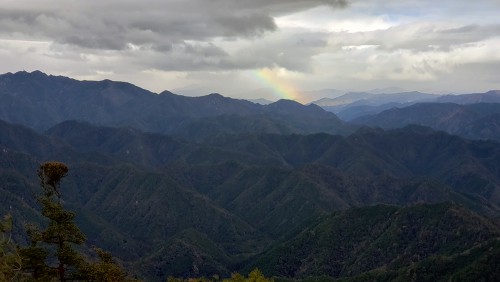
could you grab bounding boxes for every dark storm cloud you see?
[0,0,348,51]
[1,0,499,95]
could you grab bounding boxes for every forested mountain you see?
[0,71,352,139]
[249,203,500,281]
[40,120,500,215]
[353,103,500,141]
[1,72,499,280]
[312,91,436,107]
[435,90,500,104]
[313,90,500,121]
[311,91,437,120]
[1,118,500,280]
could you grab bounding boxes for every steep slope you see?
[338,239,500,281]
[0,71,158,130]
[46,120,193,168]
[0,120,270,280]
[2,119,500,279]
[168,163,481,237]
[67,163,270,279]
[248,203,500,280]
[45,121,500,213]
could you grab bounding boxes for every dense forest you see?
[1,71,499,281]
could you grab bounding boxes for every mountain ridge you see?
[0,70,353,138]
[1,71,500,280]
[354,102,500,141]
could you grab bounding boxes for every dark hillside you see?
[249,203,500,280]
[0,71,353,138]
[354,103,500,141]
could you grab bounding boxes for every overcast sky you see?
[1,0,500,102]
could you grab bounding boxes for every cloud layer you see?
[0,0,499,99]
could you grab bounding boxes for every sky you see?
[1,0,500,103]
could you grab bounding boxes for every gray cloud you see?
[226,31,329,72]
[328,23,500,52]
[0,0,347,50]
[1,0,499,96]
[0,0,349,73]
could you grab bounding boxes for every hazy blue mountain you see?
[1,71,500,280]
[238,88,278,102]
[312,92,374,107]
[435,90,500,104]
[354,103,500,141]
[367,86,408,94]
[246,98,275,105]
[311,91,437,120]
[335,102,412,121]
[310,91,436,108]
[300,89,346,103]
[313,90,500,122]
[0,71,353,138]
[240,88,346,104]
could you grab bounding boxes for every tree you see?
[166,269,273,282]
[0,214,22,281]
[80,247,130,282]
[21,161,132,281]
[21,161,85,281]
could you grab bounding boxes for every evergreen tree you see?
[20,161,132,281]
[0,213,22,281]
[166,269,273,282]
[80,247,129,282]
[21,161,85,281]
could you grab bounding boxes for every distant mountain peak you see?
[158,90,177,96]
[0,71,352,136]
[486,90,500,95]
[205,93,225,98]
[246,98,274,105]
[272,98,303,105]
[14,70,48,77]
[368,86,407,94]
[266,99,306,110]
[435,90,500,104]
[12,70,48,78]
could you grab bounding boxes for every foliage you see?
[0,214,22,281]
[21,161,85,281]
[2,118,500,279]
[78,247,132,282]
[248,203,500,280]
[38,162,68,198]
[20,161,133,281]
[166,268,273,282]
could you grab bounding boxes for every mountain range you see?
[312,90,500,121]
[2,118,500,280]
[354,103,500,142]
[0,71,352,140]
[0,71,499,280]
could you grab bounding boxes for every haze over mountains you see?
[353,103,500,142]
[311,90,500,121]
[1,71,499,281]
[0,71,352,139]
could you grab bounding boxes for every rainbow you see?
[254,68,305,103]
